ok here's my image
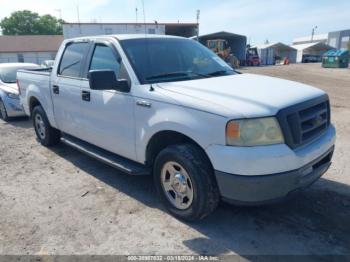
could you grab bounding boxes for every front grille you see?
[277,95,330,149]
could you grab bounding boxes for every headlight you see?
[7,92,19,99]
[226,117,284,146]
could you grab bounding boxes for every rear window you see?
[58,42,89,78]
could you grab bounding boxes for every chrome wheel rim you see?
[34,114,46,139]
[161,161,194,210]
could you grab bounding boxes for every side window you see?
[89,44,120,78]
[59,42,89,77]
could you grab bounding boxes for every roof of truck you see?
[68,34,185,41]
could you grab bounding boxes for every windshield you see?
[120,38,235,84]
[0,66,39,83]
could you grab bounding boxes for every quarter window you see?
[89,44,120,78]
[59,42,89,77]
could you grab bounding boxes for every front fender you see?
[134,100,227,163]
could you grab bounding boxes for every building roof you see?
[292,42,334,51]
[0,35,64,53]
[254,42,296,51]
[293,34,328,43]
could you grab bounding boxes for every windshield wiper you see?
[146,71,210,81]
[207,70,231,76]
[146,72,189,80]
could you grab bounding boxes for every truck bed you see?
[17,67,53,120]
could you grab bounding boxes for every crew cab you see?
[17,35,336,220]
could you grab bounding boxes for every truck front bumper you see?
[215,146,334,204]
[206,124,336,203]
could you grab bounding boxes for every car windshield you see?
[120,38,235,84]
[0,66,38,83]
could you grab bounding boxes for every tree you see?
[0,10,64,35]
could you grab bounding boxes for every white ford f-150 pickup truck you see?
[17,35,336,220]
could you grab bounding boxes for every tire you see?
[0,98,9,121]
[153,144,220,221]
[32,105,61,146]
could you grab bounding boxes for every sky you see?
[0,0,349,44]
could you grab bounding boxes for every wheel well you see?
[145,130,212,168]
[29,97,41,115]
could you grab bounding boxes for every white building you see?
[253,42,297,65]
[292,34,328,45]
[62,22,198,39]
[0,35,63,64]
[292,42,334,63]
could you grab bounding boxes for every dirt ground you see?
[0,63,349,257]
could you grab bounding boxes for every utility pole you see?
[196,9,200,41]
[77,4,81,34]
[311,26,317,42]
[135,7,138,23]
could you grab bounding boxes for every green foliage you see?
[0,10,64,35]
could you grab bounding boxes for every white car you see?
[0,63,40,121]
[17,35,336,220]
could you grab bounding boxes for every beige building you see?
[0,35,63,64]
[62,22,198,39]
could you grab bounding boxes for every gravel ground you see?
[0,63,349,256]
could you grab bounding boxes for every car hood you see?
[156,73,326,118]
[0,82,18,95]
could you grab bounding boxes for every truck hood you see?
[0,82,18,95]
[157,73,325,118]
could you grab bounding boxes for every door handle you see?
[136,100,152,108]
[53,85,59,94]
[82,90,90,102]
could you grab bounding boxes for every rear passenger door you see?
[79,41,136,160]
[51,41,90,137]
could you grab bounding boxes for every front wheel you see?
[153,144,220,221]
[32,105,61,146]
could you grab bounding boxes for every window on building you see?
[341,36,350,43]
[58,42,89,77]
[104,28,113,35]
[89,44,120,78]
[341,36,350,49]
[17,54,24,62]
[148,28,156,34]
[329,38,337,48]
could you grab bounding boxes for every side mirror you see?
[88,70,130,92]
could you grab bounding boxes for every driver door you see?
[79,41,136,160]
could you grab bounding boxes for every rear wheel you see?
[32,105,61,146]
[154,144,220,221]
[0,99,9,121]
